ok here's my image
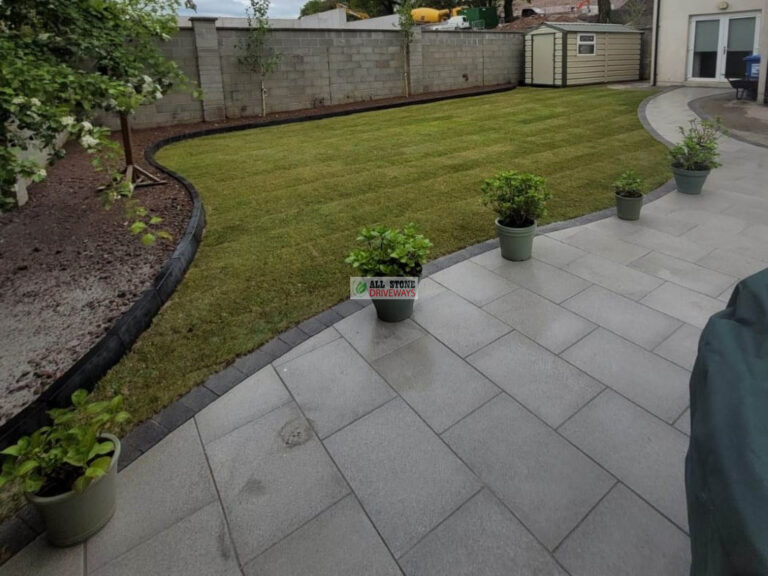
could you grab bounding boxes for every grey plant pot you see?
[671,166,711,195]
[615,192,643,221]
[495,218,536,261]
[372,298,415,322]
[27,434,120,547]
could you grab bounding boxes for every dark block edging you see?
[2,84,675,555]
[0,83,520,556]
[0,153,206,453]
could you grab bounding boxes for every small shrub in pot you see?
[0,390,130,546]
[482,170,551,261]
[613,169,644,221]
[345,223,431,322]
[669,118,721,195]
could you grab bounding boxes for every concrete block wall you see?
[419,31,523,93]
[121,21,524,129]
[130,29,204,128]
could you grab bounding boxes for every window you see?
[577,33,596,55]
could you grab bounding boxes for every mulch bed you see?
[0,84,513,427]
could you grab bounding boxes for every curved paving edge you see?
[0,84,519,454]
[689,92,768,150]
[1,85,674,556]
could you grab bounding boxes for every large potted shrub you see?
[669,118,721,195]
[0,390,129,546]
[482,170,551,261]
[346,224,431,322]
[613,169,644,221]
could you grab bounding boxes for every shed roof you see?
[535,22,641,33]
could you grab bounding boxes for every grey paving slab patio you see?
[5,87,768,576]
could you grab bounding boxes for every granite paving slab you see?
[372,335,500,433]
[243,495,401,576]
[555,484,690,576]
[205,402,349,563]
[399,490,566,576]
[277,338,395,438]
[559,390,689,531]
[325,398,481,558]
[443,394,615,549]
[562,329,689,423]
[468,332,603,428]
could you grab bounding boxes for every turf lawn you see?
[96,85,670,422]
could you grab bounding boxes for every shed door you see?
[532,34,555,85]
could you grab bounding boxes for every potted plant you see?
[346,223,431,322]
[0,390,129,546]
[669,118,721,195]
[482,170,551,261]
[613,169,644,221]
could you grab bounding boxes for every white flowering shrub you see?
[0,0,197,212]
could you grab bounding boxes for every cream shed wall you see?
[525,25,641,86]
[565,32,641,85]
[653,0,763,86]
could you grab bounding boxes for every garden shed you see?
[525,23,642,87]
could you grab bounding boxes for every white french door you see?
[687,12,761,81]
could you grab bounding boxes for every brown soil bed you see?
[0,141,191,427]
[0,83,513,429]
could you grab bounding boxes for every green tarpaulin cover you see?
[687,268,768,575]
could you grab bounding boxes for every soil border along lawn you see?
[0,85,673,560]
[0,83,517,451]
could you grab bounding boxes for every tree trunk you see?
[260,78,267,117]
[503,0,513,23]
[403,43,410,98]
[598,0,611,23]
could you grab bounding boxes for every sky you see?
[179,0,304,20]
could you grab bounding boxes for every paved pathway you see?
[5,87,768,576]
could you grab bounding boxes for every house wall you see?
[655,0,763,86]
[566,32,641,85]
[109,21,524,129]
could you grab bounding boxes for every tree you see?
[0,0,194,217]
[239,0,281,117]
[300,0,337,16]
[397,0,415,97]
[598,0,611,23]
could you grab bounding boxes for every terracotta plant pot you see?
[495,218,536,261]
[27,434,120,547]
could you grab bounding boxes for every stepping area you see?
[5,87,768,575]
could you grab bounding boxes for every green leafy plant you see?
[346,223,432,277]
[0,390,129,496]
[668,118,722,171]
[613,169,643,198]
[482,170,551,228]
[126,201,173,246]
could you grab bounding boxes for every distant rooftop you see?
[542,21,641,33]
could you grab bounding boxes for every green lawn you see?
[97,85,669,421]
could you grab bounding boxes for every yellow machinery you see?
[337,3,369,20]
[410,6,468,23]
[411,7,449,23]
